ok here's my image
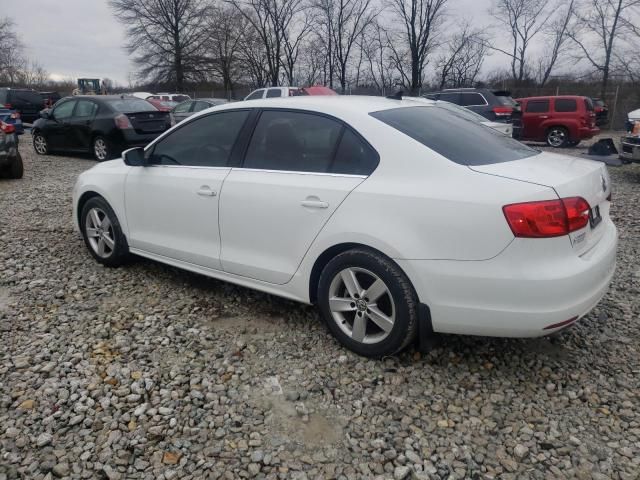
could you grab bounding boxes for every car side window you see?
[74,100,98,119]
[554,99,577,112]
[194,101,211,111]
[266,89,282,98]
[149,110,249,167]
[526,100,550,113]
[173,101,192,113]
[244,110,343,172]
[53,101,76,120]
[458,93,487,106]
[439,93,459,104]
[246,90,264,100]
[331,129,379,175]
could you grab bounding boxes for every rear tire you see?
[6,152,24,179]
[546,127,569,148]
[93,136,114,162]
[80,196,130,267]
[317,249,418,358]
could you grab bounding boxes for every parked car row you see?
[424,88,602,147]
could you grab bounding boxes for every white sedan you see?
[72,96,617,357]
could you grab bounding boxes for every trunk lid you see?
[470,151,611,255]
[126,111,169,134]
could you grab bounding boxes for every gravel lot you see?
[1,134,639,480]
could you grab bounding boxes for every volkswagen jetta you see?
[72,96,617,357]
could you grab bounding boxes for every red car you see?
[146,98,178,112]
[515,95,599,147]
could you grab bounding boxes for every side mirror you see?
[40,109,51,119]
[122,147,147,166]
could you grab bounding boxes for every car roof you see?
[516,95,587,101]
[212,95,435,114]
[197,95,436,120]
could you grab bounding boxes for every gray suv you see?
[424,88,519,121]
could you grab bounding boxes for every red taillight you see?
[114,114,132,129]
[0,122,15,134]
[503,197,590,238]
[3,103,12,109]
[493,106,512,117]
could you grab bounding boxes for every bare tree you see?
[360,21,398,93]
[387,0,448,95]
[109,0,211,91]
[314,0,376,93]
[489,0,551,83]
[436,25,487,88]
[282,12,314,85]
[227,0,307,86]
[536,0,575,86]
[0,17,25,85]
[568,0,640,98]
[206,5,246,96]
[240,28,270,87]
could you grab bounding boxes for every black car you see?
[0,120,22,179]
[31,95,171,161]
[0,88,45,123]
[591,98,609,126]
[424,88,520,122]
[39,91,62,109]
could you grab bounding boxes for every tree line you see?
[2,0,640,99]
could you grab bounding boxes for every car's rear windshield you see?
[494,95,518,106]
[370,106,538,165]
[105,98,157,113]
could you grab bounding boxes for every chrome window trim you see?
[231,167,367,178]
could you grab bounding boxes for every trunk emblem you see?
[601,175,607,192]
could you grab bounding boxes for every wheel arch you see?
[76,191,103,226]
[308,242,414,305]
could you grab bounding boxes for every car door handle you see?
[301,199,329,209]
[196,187,217,197]
[539,115,549,119]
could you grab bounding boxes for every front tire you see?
[80,197,130,267]
[317,249,418,358]
[546,127,569,148]
[33,132,49,155]
[92,136,113,162]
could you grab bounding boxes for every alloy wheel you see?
[547,128,566,147]
[85,207,115,258]
[34,135,47,154]
[94,138,108,161]
[328,267,396,344]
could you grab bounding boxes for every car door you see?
[219,109,377,284]
[68,99,98,150]
[124,110,251,270]
[46,99,77,149]
[522,99,550,140]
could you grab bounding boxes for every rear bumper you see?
[119,129,166,148]
[398,220,617,337]
[578,126,599,140]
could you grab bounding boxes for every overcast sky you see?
[4,0,507,86]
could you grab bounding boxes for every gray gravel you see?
[1,135,639,479]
